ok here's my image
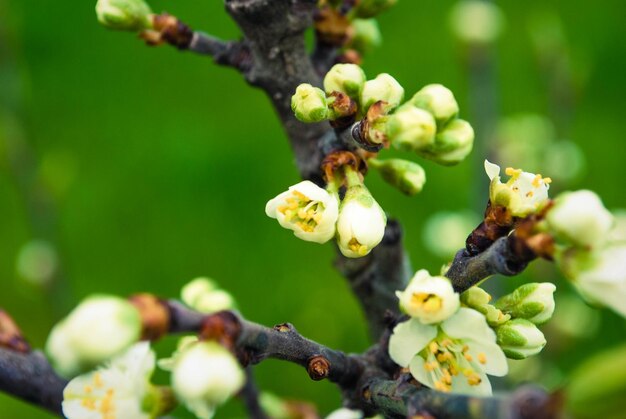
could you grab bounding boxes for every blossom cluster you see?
[389,270,556,395]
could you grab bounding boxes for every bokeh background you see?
[1,0,625,417]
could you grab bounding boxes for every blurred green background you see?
[1,0,625,417]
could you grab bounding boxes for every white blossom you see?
[336,182,386,258]
[546,190,613,248]
[62,342,158,419]
[172,341,245,419]
[396,270,460,324]
[266,180,339,244]
[46,295,141,378]
[389,308,507,395]
[484,160,551,217]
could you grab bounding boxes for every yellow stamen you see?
[429,342,439,353]
[464,353,473,362]
[93,373,104,388]
[478,353,487,364]
[467,373,482,386]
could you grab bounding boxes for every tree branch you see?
[364,375,559,419]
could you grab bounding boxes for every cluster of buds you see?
[462,284,555,360]
[389,270,508,395]
[266,161,386,258]
[541,190,626,317]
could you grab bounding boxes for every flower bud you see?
[291,84,329,123]
[181,277,235,314]
[461,287,510,326]
[546,190,613,248]
[323,64,366,100]
[396,269,460,324]
[95,0,153,32]
[361,73,404,112]
[352,0,397,18]
[336,169,386,258]
[496,319,546,359]
[387,105,437,151]
[419,119,474,166]
[348,19,382,53]
[370,158,426,196]
[266,180,340,244]
[495,283,556,325]
[557,244,626,318]
[46,295,141,377]
[483,160,551,217]
[409,84,459,127]
[172,341,245,417]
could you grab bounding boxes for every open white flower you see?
[389,308,507,395]
[336,174,386,258]
[46,295,142,378]
[484,160,551,217]
[172,341,245,419]
[266,180,339,244]
[396,270,460,324]
[558,244,626,318]
[545,190,613,248]
[62,342,160,419]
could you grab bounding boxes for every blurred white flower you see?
[181,277,235,314]
[16,239,59,286]
[449,0,505,44]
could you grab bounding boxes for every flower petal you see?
[388,318,437,367]
[484,160,500,181]
[450,371,492,396]
[408,355,436,389]
[466,341,508,377]
[441,308,495,343]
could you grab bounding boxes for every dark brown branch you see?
[445,235,536,293]
[364,375,560,419]
[335,219,412,340]
[240,367,269,419]
[0,348,66,416]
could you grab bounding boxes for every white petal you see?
[484,160,501,180]
[576,278,626,317]
[264,190,290,218]
[441,308,495,343]
[290,180,330,203]
[450,371,492,396]
[388,319,437,367]
[408,355,436,389]
[466,341,508,377]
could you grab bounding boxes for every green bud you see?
[181,277,235,314]
[370,158,426,196]
[418,119,474,166]
[449,0,505,44]
[496,319,546,360]
[323,64,366,100]
[95,0,153,31]
[348,19,382,53]
[387,105,436,151]
[409,84,459,127]
[352,0,398,19]
[291,84,329,123]
[461,287,510,326]
[361,73,404,113]
[495,283,556,325]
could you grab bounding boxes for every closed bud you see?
[461,287,510,326]
[95,0,153,32]
[291,84,329,123]
[348,19,382,53]
[419,119,474,166]
[449,0,505,44]
[495,283,556,325]
[387,106,437,151]
[336,168,386,258]
[496,319,546,359]
[323,64,366,100]
[172,342,245,418]
[352,0,398,19]
[370,158,426,196]
[546,190,613,248]
[409,84,459,127]
[46,295,141,377]
[396,269,460,324]
[361,73,404,112]
[181,277,235,314]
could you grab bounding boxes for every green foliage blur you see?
[1,0,625,417]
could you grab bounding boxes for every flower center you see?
[348,238,369,255]
[79,372,117,419]
[410,293,443,313]
[422,337,488,392]
[277,191,324,232]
